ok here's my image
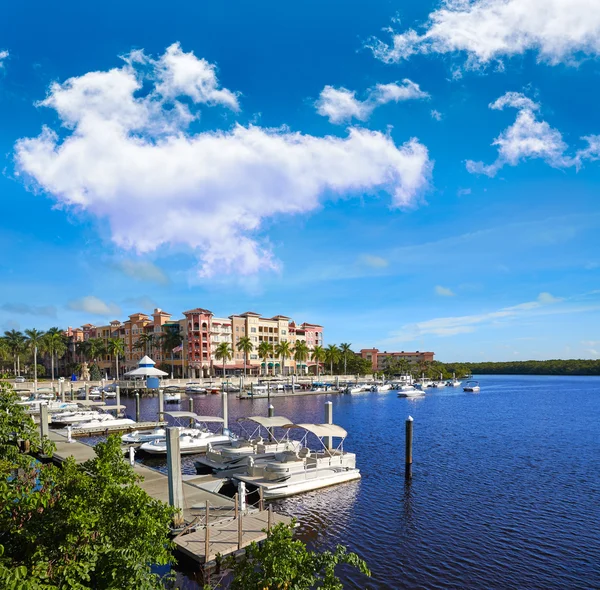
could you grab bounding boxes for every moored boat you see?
[463,380,480,392]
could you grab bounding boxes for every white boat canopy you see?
[283,423,347,439]
[124,355,168,377]
[238,416,292,428]
[164,411,224,422]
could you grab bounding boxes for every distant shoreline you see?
[453,359,600,377]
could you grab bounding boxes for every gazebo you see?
[124,356,168,378]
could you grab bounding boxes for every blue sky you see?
[1,0,600,362]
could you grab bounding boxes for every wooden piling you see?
[39,405,49,440]
[204,501,210,562]
[268,404,274,441]
[267,504,272,533]
[405,416,413,479]
[158,389,164,421]
[222,389,228,430]
[70,383,74,401]
[135,392,140,423]
[115,385,120,412]
[259,486,264,512]
[234,493,239,519]
[85,383,89,402]
[237,512,243,550]
[166,427,184,527]
[324,401,333,450]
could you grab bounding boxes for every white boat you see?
[51,410,106,426]
[397,386,425,398]
[344,385,366,394]
[194,415,301,476]
[139,412,231,455]
[185,382,207,394]
[463,380,480,392]
[447,373,462,387]
[370,383,392,392]
[71,416,136,430]
[233,423,360,499]
[76,387,102,400]
[122,427,166,444]
[164,391,181,403]
[36,388,55,400]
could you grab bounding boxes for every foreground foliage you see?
[0,382,175,589]
[223,520,370,590]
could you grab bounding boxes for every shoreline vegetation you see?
[454,359,600,376]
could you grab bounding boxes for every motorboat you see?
[17,399,78,412]
[194,415,301,476]
[447,373,462,387]
[233,423,360,499]
[76,387,101,400]
[51,410,106,426]
[71,416,136,430]
[432,374,447,388]
[185,382,207,394]
[122,427,166,444]
[139,412,231,455]
[344,385,366,394]
[164,390,181,403]
[397,386,425,398]
[463,380,480,392]
[36,388,55,400]
[370,383,392,392]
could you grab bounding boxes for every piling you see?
[158,389,164,421]
[70,383,74,401]
[267,504,272,533]
[115,385,120,411]
[324,401,333,450]
[238,481,247,512]
[39,405,49,440]
[335,376,339,391]
[205,501,210,561]
[405,416,413,479]
[222,390,229,430]
[129,446,135,467]
[166,427,184,527]
[135,392,140,423]
[268,404,274,441]
[101,386,106,402]
[85,383,89,401]
[59,380,65,402]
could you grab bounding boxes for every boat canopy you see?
[283,423,347,439]
[238,416,292,428]
[164,411,224,422]
[77,400,107,407]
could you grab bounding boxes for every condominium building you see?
[359,348,435,373]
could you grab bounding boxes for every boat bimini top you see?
[282,423,348,455]
[236,415,293,443]
[164,411,224,422]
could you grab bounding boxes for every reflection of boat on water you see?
[233,423,360,499]
[463,380,480,392]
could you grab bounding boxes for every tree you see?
[76,339,92,363]
[258,341,274,376]
[324,344,341,376]
[42,329,67,380]
[135,332,154,356]
[226,520,370,590]
[339,343,352,376]
[236,336,253,377]
[160,328,183,378]
[3,330,25,376]
[106,337,125,380]
[24,329,45,385]
[0,387,175,590]
[293,341,309,376]
[274,341,293,376]
[311,345,326,379]
[215,342,233,378]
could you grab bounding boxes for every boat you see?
[36,387,55,400]
[71,416,136,430]
[344,385,366,394]
[370,383,392,392]
[76,387,102,400]
[447,373,462,387]
[185,382,207,394]
[17,399,78,412]
[121,427,166,444]
[51,410,107,426]
[163,391,181,403]
[463,380,480,392]
[139,412,231,455]
[233,423,360,499]
[194,415,301,476]
[397,386,425,398]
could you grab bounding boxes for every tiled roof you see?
[183,308,214,315]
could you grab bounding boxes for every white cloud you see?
[537,291,562,304]
[115,259,169,285]
[435,285,455,297]
[15,45,432,277]
[369,0,600,68]
[67,296,121,317]
[457,187,471,196]
[430,109,442,121]
[466,92,573,177]
[358,254,389,268]
[0,50,8,68]
[315,79,429,124]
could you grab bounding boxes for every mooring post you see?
[39,405,49,441]
[324,401,333,451]
[268,404,274,441]
[129,446,135,467]
[250,381,254,397]
[115,385,121,412]
[166,427,184,527]
[222,389,229,431]
[234,493,239,519]
[205,500,210,562]
[238,481,247,512]
[237,510,243,550]
[70,383,74,401]
[335,376,339,391]
[135,392,140,423]
[158,389,164,421]
[67,425,73,443]
[101,385,106,402]
[259,486,264,512]
[85,383,89,401]
[59,380,64,402]
[405,415,413,479]
[267,504,272,534]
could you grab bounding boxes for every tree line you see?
[458,359,600,376]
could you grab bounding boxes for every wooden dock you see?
[45,430,292,565]
[238,388,342,400]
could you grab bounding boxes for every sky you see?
[1,0,600,362]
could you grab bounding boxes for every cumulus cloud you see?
[0,302,57,317]
[0,50,8,68]
[430,109,442,121]
[115,259,169,285]
[67,296,121,317]
[466,92,573,177]
[369,0,600,68]
[435,285,455,297]
[315,79,429,124]
[15,44,432,277]
[358,254,389,268]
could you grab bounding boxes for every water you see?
[114,376,600,589]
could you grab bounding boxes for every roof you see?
[238,416,292,428]
[240,311,261,316]
[124,366,168,377]
[164,411,224,422]
[283,423,347,438]
[183,308,213,315]
[270,315,291,320]
[138,355,155,365]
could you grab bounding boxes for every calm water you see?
[114,375,600,589]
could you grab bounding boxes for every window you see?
[251,327,256,333]
[236,326,239,331]
[282,329,287,335]
[250,354,258,360]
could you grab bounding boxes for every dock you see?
[45,430,291,565]
[238,388,343,400]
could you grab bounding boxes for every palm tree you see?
[258,341,274,376]
[215,342,233,379]
[76,340,92,363]
[339,343,352,376]
[311,345,326,379]
[42,329,67,381]
[324,344,341,376]
[161,329,184,378]
[106,337,125,379]
[3,329,26,376]
[236,336,253,377]
[274,341,293,376]
[293,341,309,376]
[25,329,45,384]
[135,332,154,356]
